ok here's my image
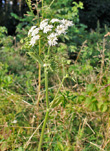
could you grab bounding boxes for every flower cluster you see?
[28,18,73,47]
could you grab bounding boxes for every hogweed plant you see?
[27,18,73,151]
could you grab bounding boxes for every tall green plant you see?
[27,18,73,150]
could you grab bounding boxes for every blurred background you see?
[0,0,28,35]
[1,0,110,35]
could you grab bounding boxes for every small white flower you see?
[43,64,46,67]
[28,26,36,36]
[47,33,58,46]
[30,35,40,46]
[31,28,39,37]
[43,25,53,33]
[12,120,17,124]
[55,24,67,35]
[42,19,49,22]
[61,19,74,28]
[50,18,60,23]
[40,19,49,30]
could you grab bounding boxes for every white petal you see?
[55,24,67,35]
[50,18,60,23]
[43,25,53,33]
[28,26,36,36]
[31,28,39,36]
[30,35,40,46]
[47,33,58,46]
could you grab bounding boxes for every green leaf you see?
[85,96,98,111]
[89,103,98,111]
[65,148,70,151]
[27,52,44,66]
[78,95,85,103]
[101,104,108,112]
[85,97,91,105]
[18,147,24,151]
[50,96,64,108]
[57,142,64,151]
[11,13,20,20]
[86,84,95,92]
[98,101,103,109]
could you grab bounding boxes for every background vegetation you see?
[75,0,110,30]
[0,0,110,150]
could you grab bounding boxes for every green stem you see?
[45,68,49,109]
[49,0,55,7]
[38,110,49,151]
[37,39,41,106]
[38,66,49,151]
[50,76,66,108]
[37,0,44,105]
[42,0,44,19]
[48,46,50,55]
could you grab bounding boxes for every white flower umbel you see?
[30,35,40,47]
[31,28,39,37]
[55,24,67,35]
[50,18,60,23]
[61,19,73,28]
[47,33,58,46]
[28,18,74,47]
[28,26,36,36]
[40,19,49,30]
[43,25,53,33]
